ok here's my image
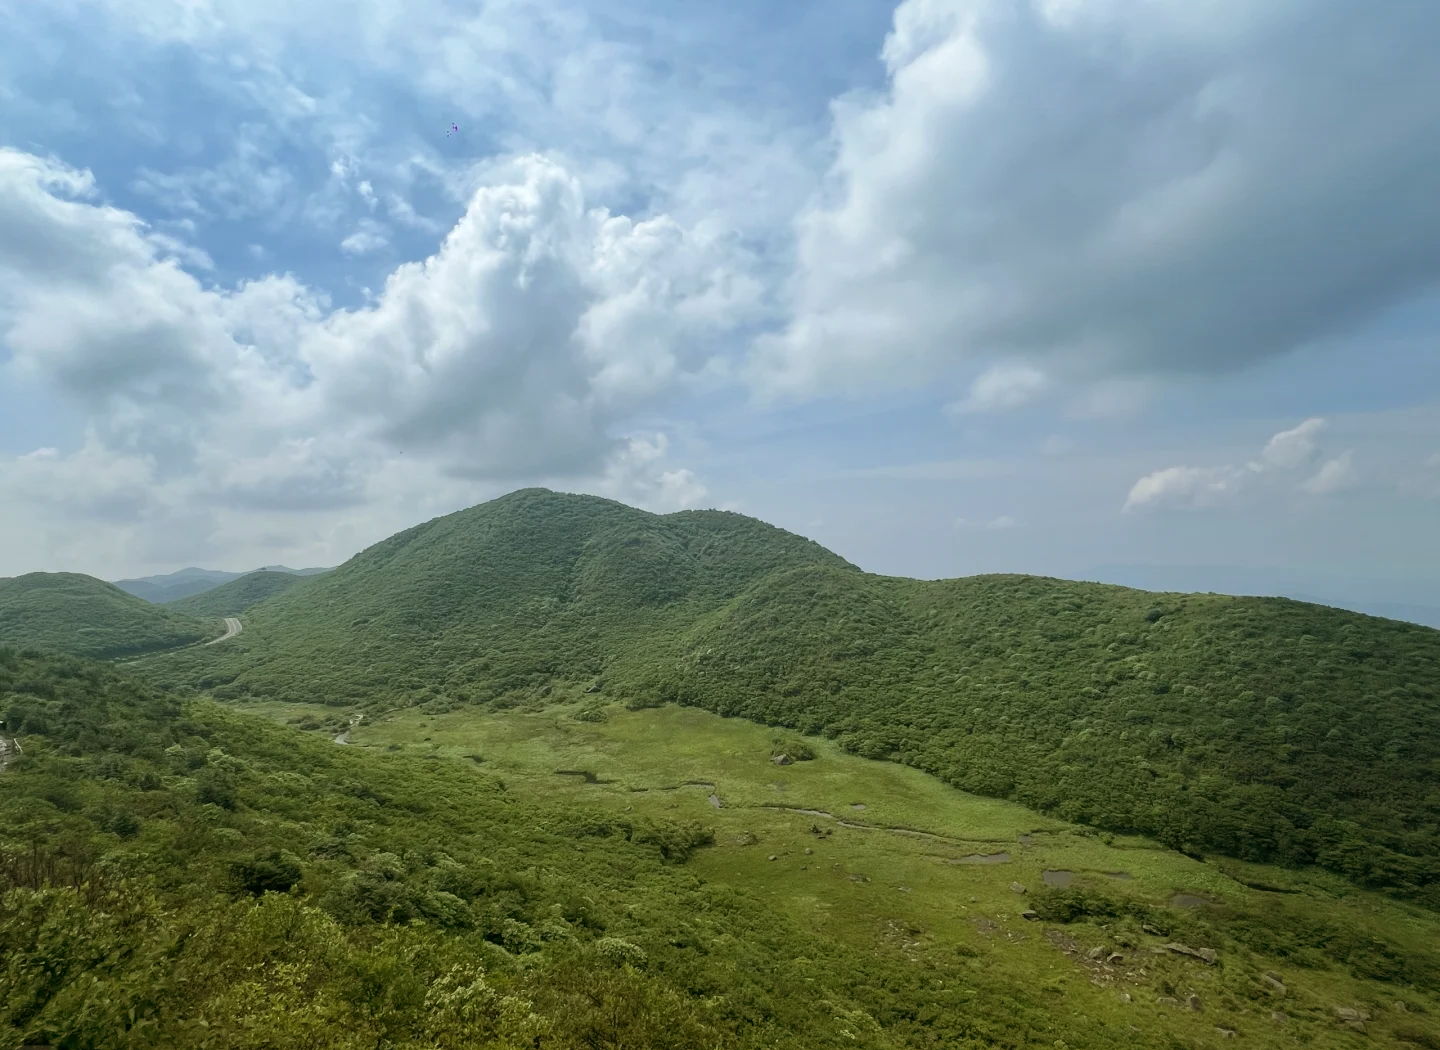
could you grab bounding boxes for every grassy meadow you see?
[247,694,1440,1048]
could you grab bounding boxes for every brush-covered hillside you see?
[8,647,1440,1048]
[0,572,219,660]
[165,569,310,617]
[0,648,1138,1049]
[142,489,1440,899]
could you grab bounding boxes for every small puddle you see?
[948,852,1011,865]
[1043,870,1074,888]
[555,769,616,785]
[1171,893,1218,909]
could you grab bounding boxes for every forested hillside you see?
[165,570,309,617]
[132,490,1440,899]
[0,573,219,660]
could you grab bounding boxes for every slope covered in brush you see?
[165,569,309,617]
[1,647,1148,1050]
[142,489,1440,895]
[639,567,1440,896]
[0,572,219,659]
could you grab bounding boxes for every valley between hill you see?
[134,488,1440,900]
[3,488,1439,1048]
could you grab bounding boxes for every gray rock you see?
[1107,952,1124,965]
[1142,923,1162,935]
[772,754,793,766]
[1271,1011,1287,1024]
[1164,942,1218,964]
[1009,882,1027,894]
[1215,1028,1236,1039]
[1021,909,1039,921]
[1334,1006,1370,1022]
[1156,997,1180,1008]
[1087,946,1105,960]
[767,855,777,861]
[1261,971,1286,993]
[1186,994,1203,1012]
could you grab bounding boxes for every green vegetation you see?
[7,649,1440,1048]
[135,489,1440,900]
[0,573,220,660]
[166,570,310,617]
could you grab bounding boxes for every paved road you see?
[206,617,244,645]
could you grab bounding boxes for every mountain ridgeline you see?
[165,570,311,618]
[143,489,1439,898]
[0,573,220,660]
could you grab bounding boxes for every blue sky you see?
[0,0,1437,618]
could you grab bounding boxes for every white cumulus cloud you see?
[1124,417,1346,511]
[751,0,1440,400]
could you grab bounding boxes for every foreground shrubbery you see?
[2,648,1095,1049]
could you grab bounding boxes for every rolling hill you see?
[165,569,311,617]
[0,572,221,659]
[141,488,1440,900]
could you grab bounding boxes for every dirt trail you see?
[0,732,20,774]
[335,713,364,745]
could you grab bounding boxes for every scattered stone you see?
[1334,1007,1370,1022]
[1186,994,1203,1012]
[767,855,777,861]
[772,754,793,766]
[1107,953,1124,965]
[1215,1028,1237,1039]
[805,848,813,855]
[1118,992,1132,1003]
[1009,882,1027,895]
[1271,1011,1287,1025]
[1142,924,1162,935]
[849,873,871,883]
[1086,946,1105,960]
[1021,910,1039,921]
[1395,1001,1409,1012]
[1156,997,1180,1008]
[1261,972,1286,993]
[1343,1021,1367,1033]
[1164,942,1218,964]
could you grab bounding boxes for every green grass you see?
[0,572,221,659]
[164,570,310,617]
[133,488,1440,897]
[255,694,1440,1048]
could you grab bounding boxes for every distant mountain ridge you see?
[115,564,332,604]
[165,569,316,617]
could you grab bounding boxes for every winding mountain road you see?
[206,617,244,645]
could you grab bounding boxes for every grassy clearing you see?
[252,696,1440,1048]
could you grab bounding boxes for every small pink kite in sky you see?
[446,123,459,137]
